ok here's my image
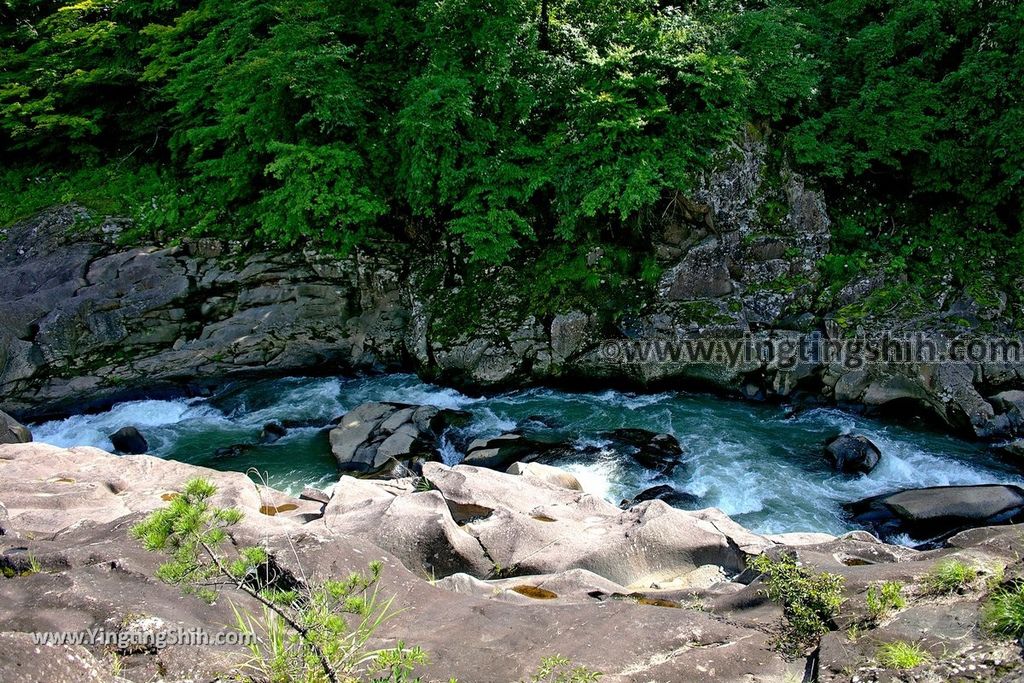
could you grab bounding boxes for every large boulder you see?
[109,426,148,454]
[329,402,469,477]
[846,484,1024,544]
[0,410,31,444]
[823,434,880,474]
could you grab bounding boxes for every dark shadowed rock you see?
[329,402,468,477]
[602,428,685,475]
[461,433,562,470]
[0,410,31,444]
[109,426,148,454]
[213,443,256,459]
[995,438,1024,462]
[260,421,287,443]
[846,484,1024,544]
[622,484,701,510]
[824,434,881,474]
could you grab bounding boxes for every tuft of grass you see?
[925,559,977,594]
[866,580,906,620]
[524,655,602,683]
[877,641,929,669]
[983,582,1024,638]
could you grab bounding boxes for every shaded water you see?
[30,374,1023,537]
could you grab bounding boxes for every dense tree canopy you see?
[1,0,1021,300]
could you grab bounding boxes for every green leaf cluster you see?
[748,552,845,656]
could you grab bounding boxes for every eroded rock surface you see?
[2,443,1023,682]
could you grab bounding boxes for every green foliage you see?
[2,0,1021,306]
[876,641,929,670]
[924,559,978,595]
[865,581,906,621]
[131,477,427,683]
[983,582,1024,639]
[778,0,1024,296]
[523,655,602,683]
[748,552,844,656]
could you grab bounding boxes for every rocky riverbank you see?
[1,442,1022,682]
[2,136,1022,444]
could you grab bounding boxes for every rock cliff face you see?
[1,443,1022,682]
[2,135,1022,440]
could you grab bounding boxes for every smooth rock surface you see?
[847,484,1024,543]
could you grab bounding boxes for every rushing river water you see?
[30,373,1024,538]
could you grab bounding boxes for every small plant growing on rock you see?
[865,580,906,621]
[748,552,844,656]
[983,581,1024,638]
[131,477,426,683]
[876,641,929,669]
[924,559,977,594]
[523,655,602,683]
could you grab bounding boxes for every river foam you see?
[30,373,1023,538]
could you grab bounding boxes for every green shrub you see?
[876,641,929,670]
[131,477,426,683]
[748,552,844,656]
[983,582,1024,639]
[865,581,906,620]
[925,559,978,595]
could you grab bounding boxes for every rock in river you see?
[846,484,1024,544]
[462,433,566,470]
[824,434,881,474]
[329,402,469,477]
[109,426,148,454]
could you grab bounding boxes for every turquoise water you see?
[30,374,1024,537]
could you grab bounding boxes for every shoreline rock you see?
[0,410,31,444]
[846,484,1024,545]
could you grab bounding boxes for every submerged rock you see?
[109,426,148,454]
[213,443,256,459]
[0,410,31,444]
[846,484,1024,544]
[824,434,881,474]
[329,402,469,477]
[260,421,287,443]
